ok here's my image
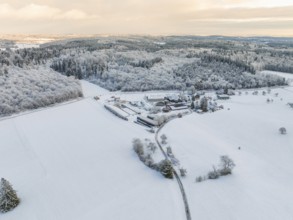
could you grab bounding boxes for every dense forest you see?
[0,66,82,117]
[0,35,292,116]
[46,36,292,91]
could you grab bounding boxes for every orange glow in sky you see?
[0,0,292,36]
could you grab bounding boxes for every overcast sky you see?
[0,0,292,36]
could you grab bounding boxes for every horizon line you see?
[0,33,293,39]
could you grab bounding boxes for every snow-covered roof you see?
[166,94,180,101]
[146,94,166,101]
[217,94,230,99]
[104,104,129,118]
[137,116,159,126]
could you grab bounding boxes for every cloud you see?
[196,0,293,9]
[185,6,293,21]
[0,3,97,20]
[0,1,292,36]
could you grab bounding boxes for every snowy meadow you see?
[0,36,293,220]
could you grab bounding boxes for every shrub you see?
[133,138,144,156]
[147,142,157,154]
[179,168,187,177]
[0,178,20,213]
[144,154,155,168]
[218,155,235,176]
[196,155,236,183]
[195,176,204,182]
[207,166,220,179]
[160,134,167,145]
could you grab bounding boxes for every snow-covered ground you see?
[1,72,293,220]
[162,86,293,220]
[80,80,109,97]
[14,43,40,49]
[0,83,184,220]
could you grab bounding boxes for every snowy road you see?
[155,114,192,220]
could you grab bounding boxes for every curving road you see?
[155,113,192,220]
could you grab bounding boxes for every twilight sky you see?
[0,0,292,36]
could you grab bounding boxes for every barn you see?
[137,116,159,127]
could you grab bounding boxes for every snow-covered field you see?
[1,71,293,220]
[162,86,293,220]
[0,83,184,220]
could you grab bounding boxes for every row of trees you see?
[196,156,236,182]
[264,64,293,74]
[133,138,173,179]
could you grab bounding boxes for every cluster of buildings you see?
[103,90,232,128]
[146,94,190,113]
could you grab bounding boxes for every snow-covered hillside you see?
[0,83,184,220]
[162,86,293,220]
[0,67,82,117]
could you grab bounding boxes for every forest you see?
[0,35,292,115]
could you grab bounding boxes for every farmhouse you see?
[166,94,181,103]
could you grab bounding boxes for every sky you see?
[0,0,292,36]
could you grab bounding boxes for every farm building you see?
[121,104,140,114]
[137,116,159,127]
[170,104,189,111]
[162,105,172,112]
[104,104,129,121]
[166,94,181,103]
[193,94,200,100]
[155,101,167,107]
[217,94,230,100]
[146,95,166,102]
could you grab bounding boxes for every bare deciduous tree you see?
[279,127,287,135]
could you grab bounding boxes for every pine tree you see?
[0,178,20,213]
[200,97,208,112]
[158,160,173,179]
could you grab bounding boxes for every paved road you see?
[155,113,192,220]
